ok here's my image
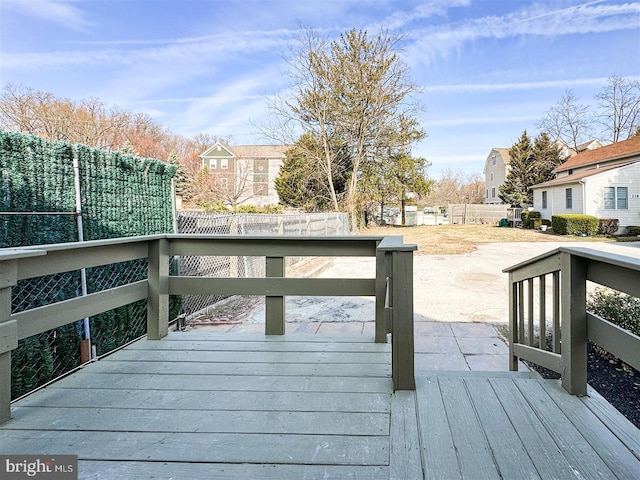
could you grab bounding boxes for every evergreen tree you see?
[532,132,564,186]
[499,131,535,206]
[275,133,350,211]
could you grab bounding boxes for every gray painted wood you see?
[0,430,389,465]
[10,406,389,436]
[78,461,389,480]
[2,332,638,479]
[18,387,391,413]
[14,281,147,340]
[265,255,285,335]
[516,378,617,479]
[438,376,500,479]
[464,378,540,479]
[415,376,461,480]
[105,349,390,365]
[489,378,578,479]
[89,359,391,377]
[390,391,423,480]
[561,252,588,395]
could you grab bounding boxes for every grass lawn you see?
[359,224,614,254]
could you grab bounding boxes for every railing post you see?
[561,252,588,395]
[392,249,415,391]
[374,248,387,343]
[265,256,285,335]
[508,272,519,371]
[147,238,169,340]
[0,259,18,424]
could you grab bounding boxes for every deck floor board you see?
[1,332,638,479]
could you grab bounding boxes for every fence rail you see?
[0,233,416,424]
[176,212,350,317]
[448,204,510,225]
[504,247,640,395]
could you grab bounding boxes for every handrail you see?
[504,246,640,395]
[0,234,416,424]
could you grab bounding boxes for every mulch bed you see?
[526,341,640,428]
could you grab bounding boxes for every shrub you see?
[588,288,640,336]
[234,204,283,214]
[551,214,598,236]
[598,218,619,235]
[628,226,640,236]
[521,210,541,228]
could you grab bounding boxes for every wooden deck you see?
[1,332,638,479]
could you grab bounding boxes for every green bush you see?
[627,226,640,236]
[588,288,640,336]
[551,214,599,236]
[521,210,541,229]
[234,204,283,214]
[598,218,619,235]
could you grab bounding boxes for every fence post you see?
[265,256,285,335]
[508,272,519,371]
[374,247,387,343]
[392,249,415,390]
[147,238,169,340]
[0,259,18,424]
[560,252,588,395]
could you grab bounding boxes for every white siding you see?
[532,163,640,227]
[585,163,640,227]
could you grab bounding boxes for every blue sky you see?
[1,0,639,179]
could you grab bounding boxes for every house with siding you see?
[483,140,603,205]
[530,136,640,230]
[200,143,288,206]
[483,148,510,204]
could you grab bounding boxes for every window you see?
[485,188,488,199]
[490,172,494,182]
[220,159,229,170]
[542,191,547,209]
[565,188,572,209]
[219,177,229,189]
[605,186,628,209]
[209,159,217,169]
[492,153,497,166]
[491,187,496,198]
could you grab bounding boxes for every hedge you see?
[551,214,599,236]
[1,130,179,399]
[520,210,541,229]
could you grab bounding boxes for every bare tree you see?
[537,89,595,151]
[269,27,423,226]
[596,75,640,143]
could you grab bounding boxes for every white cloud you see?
[408,1,640,66]
[2,0,92,30]
[422,77,617,93]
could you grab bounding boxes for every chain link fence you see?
[176,212,350,318]
[11,259,151,400]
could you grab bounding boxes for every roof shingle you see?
[555,136,640,173]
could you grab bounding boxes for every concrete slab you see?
[414,321,453,336]
[317,322,365,336]
[415,335,460,354]
[456,336,510,355]
[415,353,469,371]
[450,322,502,338]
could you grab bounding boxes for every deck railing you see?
[504,246,640,395]
[0,234,416,424]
